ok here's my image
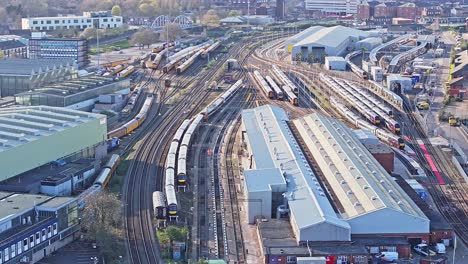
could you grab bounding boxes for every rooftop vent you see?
[319,192,325,196]
[363,185,369,189]
[371,196,378,201]
[380,180,385,184]
[355,175,361,179]
[315,182,320,187]
[397,201,402,205]
[354,202,361,207]
[312,177,318,182]
[388,190,394,194]
[340,180,346,184]
[358,153,362,157]
[347,190,353,195]
[372,171,377,174]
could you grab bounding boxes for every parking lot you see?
[36,241,101,264]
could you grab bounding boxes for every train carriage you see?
[265,75,284,100]
[152,191,166,219]
[166,168,175,186]
[179,119,192,131]
[169,141,179,156]
[177,158,186,183]
[253,70,274,98]
[124,119,139,134]
[284,86,298,106]
[178,145,187,160]
[166,154,176,170]
[165,185,177,215]
[107,126,127,139]
[173,128,185,143]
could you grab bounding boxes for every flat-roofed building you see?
[0,59,77,97]
[22,11,123,31]
[0,106,107,182]
[0,192,79,264]
[14,75,130,110]
[241,105,351,242]
[292,113,430,235]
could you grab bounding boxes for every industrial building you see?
[28,33,89,68]
[353,129,394,173]
[284,26,325,53]
[292,113,430,235]
[290,26,370,62]
[0,37,27,58]
[355,37,382,51]
[324,56,347,71]
[241,105,352,242]
[305,0,359,14]
[0,59,77,97]
[0,106,107,182]
[21,10,123,31]
[14,75,130,110]
[0,192,80,264]
[241,105,431,248]
[387,74,413,92]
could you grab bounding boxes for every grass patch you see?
[90,40,131,55]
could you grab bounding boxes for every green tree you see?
[111,5,122,16]
[139,2,156,16]
[228,10,240,17]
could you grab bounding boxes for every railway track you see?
[402,101,468,245]
[124,40,245,264]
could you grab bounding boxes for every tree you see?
[111,5,122,16]
[130,28,159,48]
[138,2,156,17]
[81,191,122,238]
[228,10,240,17]
[201,9,220,27]
[160,23,185,42]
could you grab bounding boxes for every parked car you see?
[376,251,398,262]
[414,243,436,257]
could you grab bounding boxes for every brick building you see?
[397,3,422,20]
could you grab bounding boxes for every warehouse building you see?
[0,59,77,97]
[0,192,80,264]
[324,56,347,71]
[0,106,107,182]
[284,26,325,53]
[14,75,130,110]
[292,113,430,236]
[291,26,370,62]
[241,105,351,242]
[355,37,383,51]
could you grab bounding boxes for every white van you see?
[435,243,446,254]
[376,252,399,262]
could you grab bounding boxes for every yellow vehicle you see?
[417,102,429,110]
[449,116,458,126]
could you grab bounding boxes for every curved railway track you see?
[124,40,247,264]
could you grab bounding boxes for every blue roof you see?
[244,168,286,193]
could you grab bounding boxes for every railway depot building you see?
[240,105,431,262]
[14,75,130,110]
[0,106,107,183]
[286,26,371,62]
[0,192,80,264]
[0,59,77,98]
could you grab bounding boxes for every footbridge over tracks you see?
[148,15,195,29]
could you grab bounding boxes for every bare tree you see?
[130,28,159,48]
[81,191,122,240]
[201,9,220,27]
[160,23,185,42]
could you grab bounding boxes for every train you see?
[118,65,135,78]
[164,79,243,217]
[176,49,204,74]
[331,97,405,149]
[201,41,221,59]
[283,85,298,106]
[349,63,368,80]
[320,74,381,125]
[111,64,125,75]
[253,70,274,98]
[146,49,168,69]
[265,75,284,100]
[77,154,121,208]
[271,65,299,95]
[107,95,153,139]
[163,43,211,73]
[344,50,368,80]
[152,191,166,219]
[339,79,400,134]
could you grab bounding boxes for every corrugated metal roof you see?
[293,26,370,49]
[286,26,325,44]
[293,113,428,220]
[242,105,349,230]
[244,168,286,192]
[0,106,105,152]
[0,59,75,76]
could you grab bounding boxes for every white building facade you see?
[22,11,123,31]
[305,0,359,14]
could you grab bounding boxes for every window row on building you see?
[0,222,58,264]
